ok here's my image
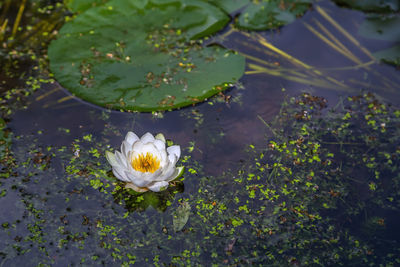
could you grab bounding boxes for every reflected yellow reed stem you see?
[257,115,278,137]
[348,79,394,93]
[315,7,400,89]
[303,22,362,65]
[247,63,351,91]
[57,95,74,103]
[347,79,373,88]
[241,53,279,67]
[246,70,341,89]
[51,102,83,110]
[0,19,8,41]
[254,33,316,71]
[12,0,27,38]
[315,6,375,60]
[313,19,360,64]
[243,53,310,78]
[217,25,236,40]
[320,60,375,71]
[316,6,398,91]
[35,87,60,101]
[253,33,349,88]
[382,80,395,92]
[237,40,279,58]
[42,95,75,108]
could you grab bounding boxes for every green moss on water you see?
[1,87,400,266]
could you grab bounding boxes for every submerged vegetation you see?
[1,92,399,265]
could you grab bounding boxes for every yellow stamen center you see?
[131,152,160,173]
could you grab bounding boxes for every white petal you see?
[125,182,148,192]
[143,167,163,182]
[121,140,134,158]
[168,166,184,181]
[132,140,144,153]
[147,181,169,192]
[167,145,181,160]
[142,143,161,156]
[159,149,168,168]
[168,153,178,166]
[125,131,139,146]
[115,151,127,168]
[165,168,180,182]
[125,167,163,187]
[125,171,150,187]
[153,139,166,152]
[105,151,118,166]
[151,140,166,165]
[140,132,155,144]
[113,167,130,182]
[155,133,166,143]
[154,165,175,182]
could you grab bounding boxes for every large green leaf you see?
[172,202,191,232]
[359,15,400,41]
[333,0,399,13]
[236,0,312,31]
[64,0,109,13]
[204,0,250,14]
[49,0,245,112]
[373,45,400,66]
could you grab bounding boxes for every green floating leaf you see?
[236,0,312,31]
[173,202,191,232]
[373,45,400,66]
[64,0,109,13]
[359,15,400,41]
[49,0,245,112]
[112,181,184,212]
[205,0,250,14]
[333,0,399,13]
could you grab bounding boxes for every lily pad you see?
[332,0,399,13]
[373,45,400,66]
[236,0,312,31]
[204,0,250,14]
[359,15,400,41]
[48,0,245,112]
[172,201,191,232]
[64,0,109,13]
[112,181,184,212]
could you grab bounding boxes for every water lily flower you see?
[106,132,184,192]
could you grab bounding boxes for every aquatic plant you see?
[48,0,245,112]
[236,0,312,30]
[106,132,184,192]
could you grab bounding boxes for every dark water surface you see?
[1,0,400,265]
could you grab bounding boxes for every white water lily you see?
[106,132,184,192]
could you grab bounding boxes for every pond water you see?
[1,0,400,266]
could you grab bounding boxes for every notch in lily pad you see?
[235,0,312,31]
